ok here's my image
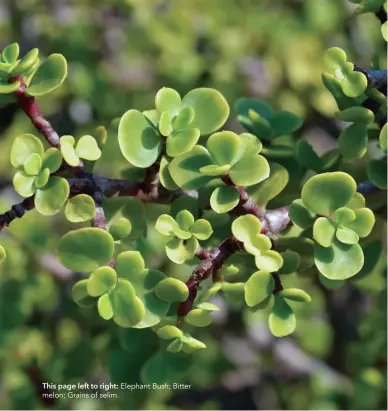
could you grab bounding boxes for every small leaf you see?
[336,226,359,244]
[342,71,367,97]
[190,219,213,240]
[109,218,132,240]
[165,237,198,264]
[24,153,42,176]
[57,228,114,272]
[278,288,311,303]
[345,208,375,237]
[34,168,50,189]
[207,131,240,165]
[301,172,356,217]
[176,210,194,231]
[166,128,200,157]
[118,109,161,168]
[155,278,189,303]
[155,87,181,116]
[295,140,323,172]
[185,309,212,327]
[65,194,96,222]
[255,250,283,272]
[339,123,368,161]
[210,185,240,214]
[244,270,275,307]
[155,214,179,237]
[313,217,336,247]
[166,339,183,353]
[0,81,21,94]
[196,302,220,311]
[314,239,364,280]
[230,154,270,186]
[324,47,347,70]
[27,54,67,96]
[173,106,195,129]
[159,111,173,136]
[279,251,301,274]
[231,214,262,244]
[98,294,114,320]
[71,279,96,308]
[42,148,62,173]
[182,88,229,135]
[268,296,296,337]
[13,171,36,197]
[12,48,39,75]
[199,164,231,176]
[87,266,117,297]
[2,43,19,63]
[336,107,374,124]
[159,156,179,190]
[10,134,44,169]
[271,111,303,137]
[35,176,69,215]
[75,135,101,161]
[61,142,79,167]
[115,251,145,279]
[333,207,356,225]
[157,325,183,340]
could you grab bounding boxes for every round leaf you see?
[61,142,79,167]
[333,207,356,225]
[324,47,347,70]
[296,140,323,172]
[255,250,283,272]
[232,214,262,243]
[71,279,95,308]
[115,251,145,279]
[210,185,240,214]
[13,171,36,197]
[159,156,179,190]
[159,111,173,136]
[34,168,50,189]
[2,43,19,63]
[278,288,311,304]
[57,228,114,272]
[271,111,303,137]
[87,266,117,297]
[65,194,96,223]
[301,172,356,216]
[155,214,179,237]
[313,217,336,247]
[182,88,229,135]
[35,176,69,215]
[109,217,132,240]
[190,219,213,240]
[230,154,270,186]
[42,148,62,173]
[244,270,275,307]
[176,210,195,231]
[279,251,300,274]
[27,54,67,96]
[173,106,195,129]
[342,71,367,97]
[157,325,183,340]
[166,128,200,157]
[10,133,44,168]
[12,48,39,75]
[206,131,240,165]
[268,296,296,337]
[155,87,181,116]
[75,135,101,161]
[345,208,375,237]
[339,123,368,161]
[336,226,359,245]
[314,239,364,280]
[118,109,162,168]
[336,107,374,124]
[155,278,189,303]
[98,294,114,320]
[185,309,212,327]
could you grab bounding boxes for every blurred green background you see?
[0,0,386,409]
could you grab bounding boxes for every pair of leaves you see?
[118,88,230,168]
[155,210,213,264]
[324,47,367,97]
[235,98,302,140]
[60,135,101,167]
[231,215,283,272]
[157,325,206,354]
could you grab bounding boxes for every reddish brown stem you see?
[0,196,35,231]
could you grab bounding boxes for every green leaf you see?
[166,128,200,157]
[336,107,374,124]
[0,81,21,94]
[324,47,347,70]
[295,140,323,172]
[11,48,39,76]
[155,278,189,303]
[199,164,231,176]
[157,325,183,340]
[278,288,311,303]
[199,283,222,302]
[301,172,356,216]
[247,163,289,207]
[61,142,79,167]
[210,185,240,214]
[71,279,96,308]
[271,111,303,137]
[176,210,195,231]
[235,98,273,122]
[339,123,368,161]
[159,156,179,190]
[314,239,364,280]
[313,217,336,247]
[2,43,19,63]
[218,264,239,277]
[34,168,50,189]
[13,171,36,197]
[109,217,132,240]
[185,309,212,327]
[190,219,213,240]
[173,106,195,129]
[168,145,213,189]
[42,148,62,173]
[0,245,6,263]
[333,207,356,225]
[230,154,270,186]
[196,302,220,311]
[24,153,42,176]
[244,270,275,307]
[27,54,67,96]
[115,251,145,279]
[109,279,145,327]
[159,111,173,136]
[207,131,240,165]
[57,228,114,272]
[345,192,365,210]
[342,71,367,97]
[233,133,263,163]
[367,159,387,189]
[98,294,114,320]
[118,109,161,168]
[75,135,101,161]
[336,226,359,244]
[345,208,375,237]
[182,88,229,135]
[379,123,387,153]
[231,214,262,246]
[165,237,198,264]
[279,251,300,274]
[65,194,96,223]
[289,199,316,228]
[155,214,179,237]
[10,133,44,169]
[87,266,117,297]
[155,87,181,116]
[255,250,283,272]
[35,176,69,216]
[268,296,296,337]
